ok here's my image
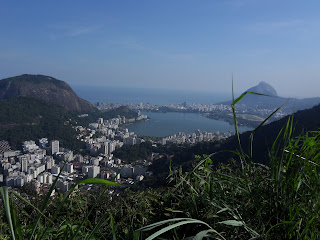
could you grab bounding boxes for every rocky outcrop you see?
[246,81,278,97]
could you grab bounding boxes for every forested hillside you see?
[0,97,138,151]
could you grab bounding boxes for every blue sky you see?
[1,0,320,97]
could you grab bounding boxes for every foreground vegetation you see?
[1,124,319,239]
[1,92,319,239]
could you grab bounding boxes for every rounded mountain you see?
[0,74,96,112]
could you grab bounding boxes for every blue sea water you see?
[71,85,231,105]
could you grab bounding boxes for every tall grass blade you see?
[110,213,116,240]
[11,191,54,225]
[249,103,285,160]
[71,179,121,240]
[40,178,120,239]
[10,197,23,240]
[265,221,294,239]
[142,219,212,240]
[217,220,244,227]
[77,178,121,186]
[193,229,226,240]
[138,218,194,232]
[231,80,243,156]
[85,213,110,240]
[30,161,67,239]
[0,186,16,240]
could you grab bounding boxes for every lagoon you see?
[127,111,252,137]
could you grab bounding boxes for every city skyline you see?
[1,1,320,97]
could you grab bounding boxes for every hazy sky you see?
[1,0,320,97]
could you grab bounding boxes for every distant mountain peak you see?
[258,81,269,85]
[247,81,278,97]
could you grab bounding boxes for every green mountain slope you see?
[0,97,138,151]
[0,97,85,150]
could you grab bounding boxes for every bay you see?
[127,111,252,137]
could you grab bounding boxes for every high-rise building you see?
[124,137,136,145]
[21,157,28,173]
[43,156,54,170]
[63,150,73,162]
[37,172,53,184]
[88,166,100,178]
[98,118,103,124]
[75,154,84,163]
[35,164,46,176]
[56,179,72,192]
[65,163,73,173]
[50,140,59,155]
[51,165,60,174]
[90,158,100,166]
[108,141,116,153]
[102,143,109,155]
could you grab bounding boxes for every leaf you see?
[59,225,68,232]
[216,208,229,214]
[77,178,121,186]
[164,208,183,213]
[138,218,193,232]
[143,219,212,240]
[217,220,244,227]
[193,229,226,240]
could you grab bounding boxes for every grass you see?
[0,177,120,239]
[1,84,319,239]
[135,84,320,239]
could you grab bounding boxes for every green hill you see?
[0,74,96,112]
[0,97,85,151]
[0,97,138,151]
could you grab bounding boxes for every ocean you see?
[71,85,232,105]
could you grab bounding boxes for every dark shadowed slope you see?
[220,102,320,164]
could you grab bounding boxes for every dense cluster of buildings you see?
[96,101,286,123]
[0,138,150,194]
[0,113,151,194]
[0,110,234,194]
[76,112,147,155]
[0,139,61,191]
[160,129,233,145]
